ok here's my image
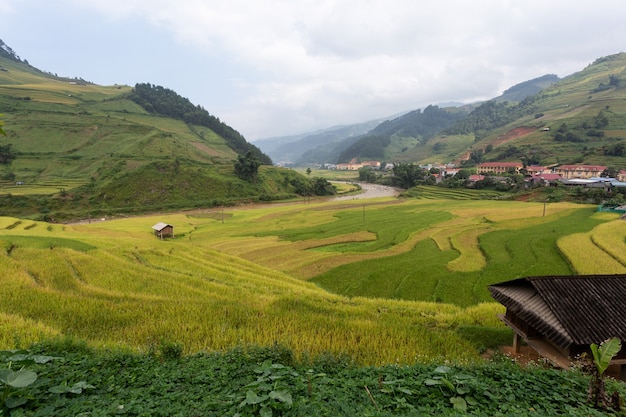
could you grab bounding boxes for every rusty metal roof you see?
[489,275,626,348]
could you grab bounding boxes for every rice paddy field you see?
[0,196,624,365]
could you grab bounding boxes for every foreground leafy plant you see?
[0,350,61,413]
[0,365,37,411]
[236,361,296,417]
[424,365,478,411]
[588,337,622,411]
[0,349,93,414]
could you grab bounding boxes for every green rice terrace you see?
[1,195,625,415]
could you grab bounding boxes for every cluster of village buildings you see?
[324,159,626,188]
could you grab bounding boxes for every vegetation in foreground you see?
[2,341,625,416]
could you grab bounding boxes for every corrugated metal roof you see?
[152,222,171,231]
[490,275,626,348]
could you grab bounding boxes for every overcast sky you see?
[2,1,625,141]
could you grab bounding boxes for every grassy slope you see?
[0,58,306,218]
[1,197,623,366]
[408,53,626,166]
[0,59,237,180]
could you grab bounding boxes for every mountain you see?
[334,105,467,164]
[287,56,624,167]
[493,74,560,103]
[415,53,626,166]
[272,76,559,166]
[255,118,385,165]
[0,41,316,220]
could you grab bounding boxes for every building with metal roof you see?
[489,274,626,378]
[152,222,174,239]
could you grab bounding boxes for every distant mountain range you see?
[257,74,562,166]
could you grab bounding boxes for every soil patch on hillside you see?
[491,126,536,147]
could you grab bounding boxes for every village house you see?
[152,222,174,239]
[489,274,626,380]
[554,164,607,179]
[335,159,381,171]
[468,174,485,183]
[525,165,548,175]
[361,161,381,169]
[476,162,523,175]
[336,162,363,171]
[527,173,563,187]
[618,170,626,182]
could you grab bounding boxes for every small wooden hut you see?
[152,222,174,239]
[489,274,626,379]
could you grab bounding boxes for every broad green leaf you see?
[591,337,621,375]
[3,369,37,388]
[269,389,292,405]
[456,386,471,395]
[398,387,412,395]
[5,395,29,409]
[441,378,455,392]
[424,378,442,386]
[466,396,479,406]
[49,385,73,394]
[243,390,267,405]
[434,365,451,374]
[450,396,467,411]
[259,406,273,417]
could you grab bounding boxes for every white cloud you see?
[5,0,626,138]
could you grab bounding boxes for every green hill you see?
[412,53,626,166]
[0,44,323,220]
[285,54,625,168]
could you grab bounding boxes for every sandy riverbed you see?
[332,182,401,201]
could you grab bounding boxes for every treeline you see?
[129,83,271,164]
[337,105,464,163]
[444,97,538,140]
[0,39,22,63]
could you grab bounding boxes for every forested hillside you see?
[0,41,323,220]
[129,83,270,164]
[336,105,466,163]
[402,53,626,166]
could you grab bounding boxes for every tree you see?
[358,167,377,183]
[233,150,261,182]
[0,144,15,164]
[306,168,311,176]
[604,144,625,157]
[391,162,424,188]
[0,115,15,165]
[311,178,336,196]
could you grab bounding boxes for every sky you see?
[1,1,626,141]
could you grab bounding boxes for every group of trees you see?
[233,151,261,182]
[0,115,15,165]
[289,176,335,196]
[443,97,538,141]
[129,83,271,164]
[390,162,435,188]
[235,150,335,197]
[337,105,465,163]
[553,109,610,144]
